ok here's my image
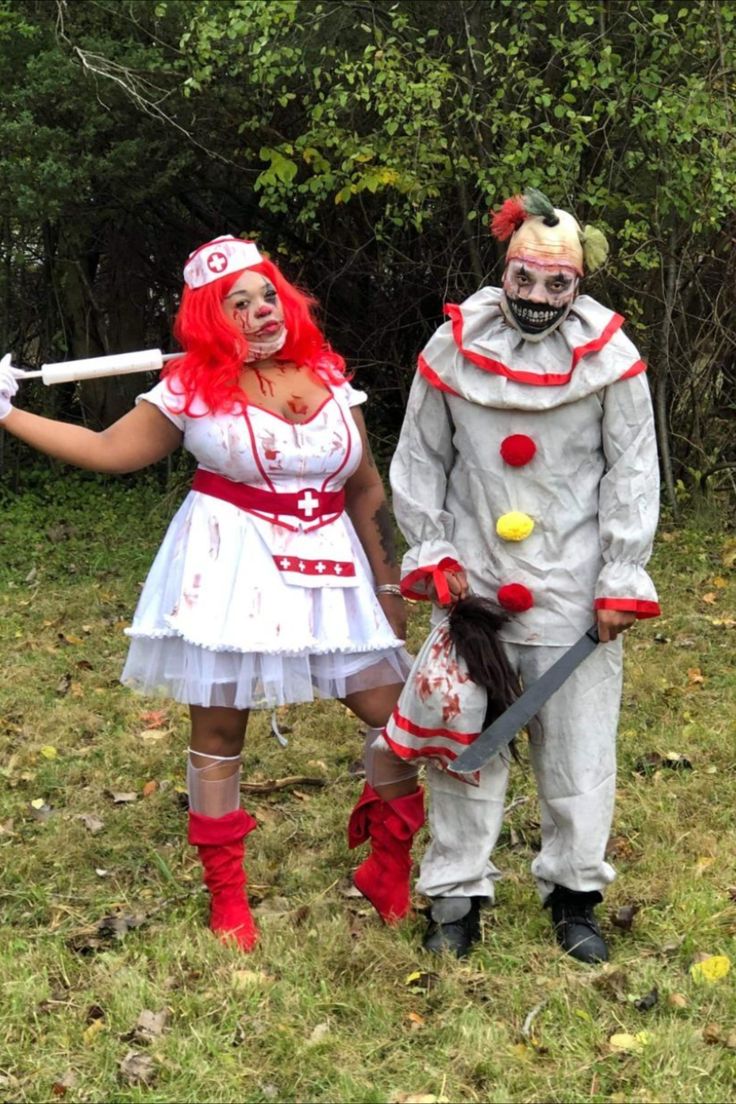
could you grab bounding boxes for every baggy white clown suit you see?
[389,286,661,904]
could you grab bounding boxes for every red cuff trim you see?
[594,597,661,619]
[440,302,637,388]
[401,557,464,604]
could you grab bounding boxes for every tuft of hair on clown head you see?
[489,188,609,275]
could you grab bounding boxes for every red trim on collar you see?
[417,355,461,396]
[619,359,647,380]
[442,302,633,387]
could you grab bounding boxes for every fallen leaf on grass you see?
[694,856,715,875]
[76,814,105,834]
[51,1072,77,1096]
[252,896,290,916]
[142,780,158,798]
[29,798,53,821]
[405,970,440,994]
[123,1009,169,1045]
[67,911,146,954]
[306,1022,330,1046]
[407,1012,425,1030]
[687,667,705,684]
[40,745,58,759]
[606,835,637,862]
[108,791,137,804]
[703,1022,724,1045]
[140,709,168,728]
[634,752,693,775]
[690,954,730,983]
[83,1015,106,1044]
[119,1051,156,1087]
[611,904,639,931]
[633,987,658,1012]
[593,967,629,1002]
[701,592,717,605]
[55,674,72,696]
[721,538,736,569]
[609,1030,652,1054]
[667,992,688,1009]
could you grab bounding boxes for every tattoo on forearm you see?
[373,503,397,567]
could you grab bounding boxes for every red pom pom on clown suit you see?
[497,583,534,613]
[490,195,528,241]
[500,434,537,467]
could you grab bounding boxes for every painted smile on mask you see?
[505,299,567,334]
[501,260,579,342]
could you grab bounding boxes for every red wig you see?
[167,258,348,415]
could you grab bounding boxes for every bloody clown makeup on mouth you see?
[501,259,578,342]
[223,271,288,361]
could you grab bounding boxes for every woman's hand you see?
[427,568,469,607]
[596,608,636,642]
[0,354,19,421]
[377,591,407,640]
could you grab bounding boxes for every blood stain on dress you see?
[208,516,221,559]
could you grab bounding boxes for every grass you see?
[1,472,735,1103]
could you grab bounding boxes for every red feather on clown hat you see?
[490,195,528,241]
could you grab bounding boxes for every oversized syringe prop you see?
[12,348,183,385]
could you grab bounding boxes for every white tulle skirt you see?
[119,490,410,709]
[121,638,410,709]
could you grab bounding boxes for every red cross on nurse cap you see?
[183,235,263,289]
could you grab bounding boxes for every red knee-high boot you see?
[188,808,259,952]
[348,783,425,924]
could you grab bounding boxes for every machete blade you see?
[453,625,600,775]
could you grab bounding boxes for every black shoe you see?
[422,897,483,958]
[545,885,608,964]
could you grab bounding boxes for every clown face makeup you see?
[223,270,288,362]
[501,260,578,342]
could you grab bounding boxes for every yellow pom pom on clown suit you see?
[496,511,535,542]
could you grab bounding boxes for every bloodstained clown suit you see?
[388,190,661,961]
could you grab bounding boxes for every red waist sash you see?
[191,469,345,527]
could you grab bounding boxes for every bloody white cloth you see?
[121,376,408,708]
[383,617,488,785]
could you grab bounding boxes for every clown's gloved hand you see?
[0,354,19,421]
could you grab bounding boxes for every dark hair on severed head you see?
[448,596,522,728]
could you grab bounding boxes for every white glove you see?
[0,353,19,421]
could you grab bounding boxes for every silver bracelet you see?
[375,583,403,598]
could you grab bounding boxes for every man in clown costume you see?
[389,189,660,961]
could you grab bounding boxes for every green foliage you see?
[0,0,734,491]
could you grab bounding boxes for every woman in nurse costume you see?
[0,236,424,951]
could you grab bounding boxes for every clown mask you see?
[500,260,579,342]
